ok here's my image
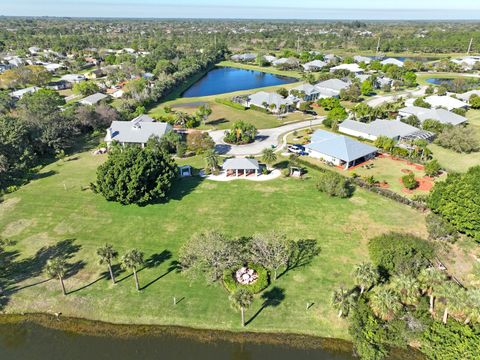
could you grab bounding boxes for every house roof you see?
[291,83,318,96]
[248,91,295,108]
[9,86,40,98]
[381,58,404,67]
[315,79,350,92]
[222,158,260,171]
[339,119,421,139]
[105,121,172,144]
[303,60,327,70]
[131,114,155,124]
[330,63,363,73]
[456,90,480,102]
[354,55,372,64]
[61,74,86,82]
[425,95,469,110]
[399,106,467,125]
[305,129,377,162]
[80,93,108,105]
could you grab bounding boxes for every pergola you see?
[222,158,260,177]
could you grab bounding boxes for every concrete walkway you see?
[202,169,282,182]
[209,117,325,156]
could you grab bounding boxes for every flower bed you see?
[223,263,269,294]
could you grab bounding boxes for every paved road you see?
[209,117,325,156]
[366,86,428,108]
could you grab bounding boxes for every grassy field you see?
[0,147,428,340]
[416,72,480,86]
[429,109,480,173]
[217,61,302,79]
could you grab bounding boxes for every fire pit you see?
[235,267,258,285]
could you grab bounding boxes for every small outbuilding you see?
[222,158,260,177]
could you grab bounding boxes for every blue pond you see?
[426,78,454,85]
[182,67,298,98]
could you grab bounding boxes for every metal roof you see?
[222,158,260,171]
[105,121,172,144]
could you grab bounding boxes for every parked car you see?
[287,144,306,155]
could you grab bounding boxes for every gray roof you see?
[80,92,108,105]
[222,158,260,171]
[302,60,327,70]
[339,119,420,139]
[456,90,480,102]
[248,91,296,108]
[315,79,350,92]
[399,106,467,126]
[305,129,377,162]
[105,121,172,144]
[291,83,318,96]
[131,114,155,124]
[354,55,372,64]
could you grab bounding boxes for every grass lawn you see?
[217,61,302,79]
[0,146,428,340]
[429,109,480,173]
[416,72,480,86]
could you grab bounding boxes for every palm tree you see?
[204,149,219,172]
[269,103,277,114]
[261,148,277,167]
[438,282,465,324]
[464,289,480,324]
[46,257,68,295]
[418,267,446,314]
[331,287,355,318]
[352,262,378,295]
[230,288,253,327]
[370,287,401,321]
[196,104,212,126]
[97,244,118,284]
[390,274,420,306]
[121,249,144,291]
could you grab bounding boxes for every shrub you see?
[316,171,355,198]
[326,106,348,123]
[318,97,341,111]
[215,98,246,110]
[402,173,418,190]
[422,119,446,135]
[424,160,441,177]
[413,97,431,109]
[470,95,480,109]
[224,121,258,145]
[368,232,434,277]
[276,87,289,97]
[401,115,420,128]
[435,126,480,153]
[426,213,459,243]
[249,104,270,114]
[186,131,215,154]
[223,263,269,294]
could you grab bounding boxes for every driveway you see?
[209,117,325,156]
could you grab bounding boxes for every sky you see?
[2,0,480,20]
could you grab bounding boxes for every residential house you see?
[451,56,480,70]
[79,93,109,106]
[231,53,257,62]
[330,63,364,74]
[105,115,172,148]
[456,90,480,102]
[246,91,297,113]
[263,55,277,64]
[424,95,469,111]
[61,74,87,83]
[290,84,321,102]
[381,58,404,67]
[9,86,40,99]
[222,158,261,177]
[44,63,63,72]
[354,55,372,64]
[107,88,125,98]
[305,129,377,169]
[339,119,434,142]
[398,106,467,126]
[28,46,41,55]
[302,60,327,72]
[315,79,350,98]
[86,69,105,79]
[324,54,340,64]
[46,80,70,91]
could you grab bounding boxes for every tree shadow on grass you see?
[167,176,205,202]
[140,260,179,291]
[67,275,105,295]
[278,239,321,280]
[207,118,228,126]
[245,287,286,326]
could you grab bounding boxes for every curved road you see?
[209,117,325,156]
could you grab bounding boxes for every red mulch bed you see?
[417,178,434,191]
[415,164,425,171]
[401,187,414,194]
[401,168,413,174]
[378,181,390,189]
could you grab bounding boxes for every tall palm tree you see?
[464,289,480,324]
[97,244,118,284]
[204,149,219,172]
[46,257,68,295]
[418,267,446,314]
[352,262,378,295]
[261,148,277,166]
[121,249,144,291]
[370,287,401,321]
[331,287,354,318]
[390,274,420,306]
[438,282,465,324]
[196,104,212,126]
[230,288,253,327]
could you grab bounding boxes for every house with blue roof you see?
[305,130,377,169]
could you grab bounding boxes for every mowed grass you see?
[429,109,480,173]
[0,149,427,339]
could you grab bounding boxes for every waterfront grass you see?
[0,146,428,340]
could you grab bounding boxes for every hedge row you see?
[215,98,247,110]
[295,158,427,211]
[249,104,271,114]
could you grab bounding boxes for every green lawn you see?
[416,72,480,86]
[217,61,302,79]
[429,109,480,173]
[0,147,428,340]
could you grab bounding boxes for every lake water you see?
[182,67,298,98]
[426,78,454,85]
[0,321,353,360]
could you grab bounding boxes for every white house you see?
[424,95,469,111]
[246,91,297,113]
[105,115,172,148]
[302,60,327,72]
[339,119,434,142]
[398,106,467,126]
[61,74,87,83]
[354,55,372,64]
[315,79,351,98]
[9,86,40,99]
[79,93,109,106]
[381,58,404,67]
[330,63,364,74]
[305,129,377,169]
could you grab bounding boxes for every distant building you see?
[61,74,87,83]
[246,91,298,113]
[424,95,469,111]
[9,86,40,99]
[380,58,404,67]
[330,63,364,74]
[353,55,372,64]
[302,60,327,72]
[398,106,467,126]
[79,93,109,106]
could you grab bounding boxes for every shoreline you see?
[0,313,425,359]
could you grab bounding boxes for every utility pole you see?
[467,38,473,55]
[296,37,300,53]
[376,37,381,55]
